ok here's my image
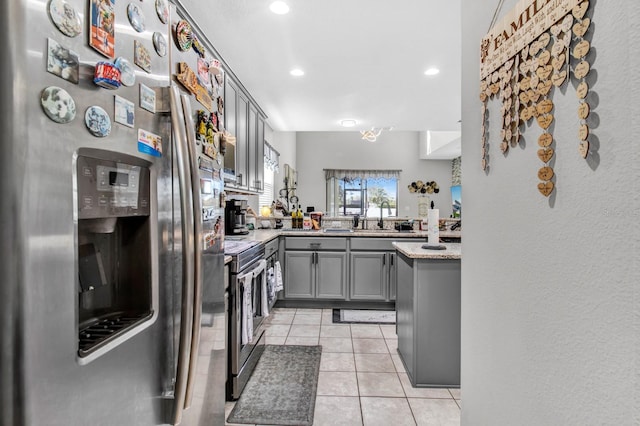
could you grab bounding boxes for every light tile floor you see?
[225,308,461,426]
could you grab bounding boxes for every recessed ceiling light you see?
[290,68,304,77]
[340,119,357,128]
[269,1,290,14]
[424,68,440,76]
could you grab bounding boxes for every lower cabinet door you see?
[388,252,397,301]
[349,252,387,300]
[284,251,315,298]
[316,252,347,299]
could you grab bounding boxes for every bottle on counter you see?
[296,204,303,229]
[302,213,312,230]
[291,207,297,229]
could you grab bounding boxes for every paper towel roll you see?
[427,209,439,244]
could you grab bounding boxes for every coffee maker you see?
[225,197,249,235]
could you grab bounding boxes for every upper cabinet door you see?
[256,116,265,192]
[247,105,258,191]
[235,93,249,190]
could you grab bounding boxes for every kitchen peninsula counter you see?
[393,242,461,388]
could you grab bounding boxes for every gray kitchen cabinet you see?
[284,251,314,298]
[283,237,348,300]
[223,78,265,194]
[284,251,347,299]
[235,92,249,190]
[350,252,387,300]
[247,106,265,192]
[349,237,420,302]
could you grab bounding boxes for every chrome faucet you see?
[378,201,391,229]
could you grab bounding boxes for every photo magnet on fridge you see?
[46,38,79,84]
[89,0,115,58]
[138,128,162,157]
[114,95,135,128]
[134,40,152,73]
[139,83,156,113]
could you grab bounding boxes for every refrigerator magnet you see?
[138,128,162,157]
[93,61,121,89]
[139,83,156,113]
[48,0,82,37]
[197,57,210,87]
[153,32,167,57]
[89,0,115,58]
[175,20,192,51]
[127,3,145,32]
[46,38,79,84]
[114,95,135,128]
[114,57,135,87]
[191,32,205,58]
[84,106,112,137]
[155,0,169,24]
[134,40,152,73]
[40,86,76,123]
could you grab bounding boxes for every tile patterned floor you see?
[225,308,461,426]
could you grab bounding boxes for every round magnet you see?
[41,86,76,123]
[175,20,192,51]
[114,57,136,87]
[127,3,146,32]
[85,106,112,137]
[153,32,167,57]
[48,0,82,37]
[155,0,169,24]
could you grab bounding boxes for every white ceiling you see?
[202,0,462,134]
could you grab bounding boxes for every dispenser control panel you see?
[77,154,151,219]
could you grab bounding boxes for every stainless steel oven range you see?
[225,239,267,400]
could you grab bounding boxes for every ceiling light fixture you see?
[340,119,357,128]
[424,67,440,76]
[290,68,304,77]
[360,128,384,142]
[269,1,290,14]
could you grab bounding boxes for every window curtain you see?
[264,142,280,172]
[323,169,401,181]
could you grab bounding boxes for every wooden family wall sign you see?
[479,0,594,197]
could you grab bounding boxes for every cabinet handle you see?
[313,252,318,264]
[390,254,394,266]
[383,253,386,265]
[237,174,243,185]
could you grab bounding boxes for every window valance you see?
[324,169,401,181]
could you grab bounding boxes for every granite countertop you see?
[227,229,461,245]
[392,242,462,260]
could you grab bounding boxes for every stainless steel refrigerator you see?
[0,0,226,424]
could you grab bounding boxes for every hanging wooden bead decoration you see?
[571,0,591,159]
[479,77,489,171]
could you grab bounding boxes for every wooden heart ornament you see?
[552,54,566,71]
[574,61,591,79]
[552,42,565,57]
[572,1,589,20]
[550,24,561,37]
[573,18,591,37]
[500,141,509,153]
[538,166,555,181]
[561,14,574,32]
[576,81,589,99]
[552,70,567,87]
[538,133,553,147]
[537,114,554,130]
[578,102,590,120]
[537,80,552,96]
[538,181,554,197]
[537,99,554,115]
[573,40,591,59]
[537,33,551,48]
[538,148,554,163]
[578,141,589,158]
[579,124,589,141]
[538,50,551,66]
[528,89,541,104]
[530,73,540,89]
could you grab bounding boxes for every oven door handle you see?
[169,84,195,426]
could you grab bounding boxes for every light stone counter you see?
[226,229,461,244]
[392,242,461,260]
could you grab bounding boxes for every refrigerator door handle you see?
[169,85,195,426]
[180,93,204,410]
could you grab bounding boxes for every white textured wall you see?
[270,130,297,197]
[461,1,640,425]
[295,131,454,217]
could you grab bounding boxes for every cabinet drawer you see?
[285,237,347,251]
[265,238,279,258]
[351,237,422,251]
